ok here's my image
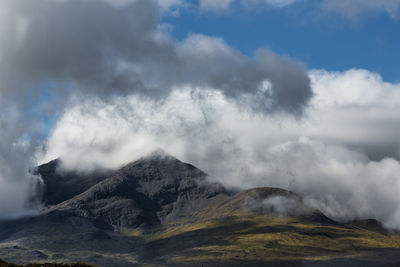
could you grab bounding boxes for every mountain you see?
[44,152,229,230]
[1,153,400,266]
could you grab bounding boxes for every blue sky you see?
[163,0,400,82]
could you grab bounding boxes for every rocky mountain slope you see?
[1,152,400,266]
[36,159,113,206]
[44,152,228,230]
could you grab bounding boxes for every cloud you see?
[197,0,400,21]
[50,0,185,12]
[243,0,298,8]
[0,0,311,219]
[308,69,400,160]
[157,0,188,15]
[40,68,400,230]
[0,105,43,219]
[264,0,296,7]
[199,0,299,11]
[0,0,311,112]
[322,0,400,19]
[199,0,235,11]
[244,194,313,216]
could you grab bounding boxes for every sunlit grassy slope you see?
[128,188,400,265]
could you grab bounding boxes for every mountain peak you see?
[42,153,228,230]
[148,149,173,158]
[37,151,194,206]
[130,149,187,168]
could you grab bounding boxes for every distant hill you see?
[1,152,400,266]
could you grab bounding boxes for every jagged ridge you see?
[40,152,229,230]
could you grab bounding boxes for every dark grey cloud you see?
[0,0,312,113]
[0,0,160,100]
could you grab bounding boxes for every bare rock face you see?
[43,152,229,230]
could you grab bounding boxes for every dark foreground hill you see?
[0,259,92,267]
[1,152,400,266]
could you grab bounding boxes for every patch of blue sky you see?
[26,81,61,138]
[163,1,400,82]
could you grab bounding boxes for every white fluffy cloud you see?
[308,69,400,159]
[40,68,400,229]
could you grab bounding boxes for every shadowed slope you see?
[37,159,113,206]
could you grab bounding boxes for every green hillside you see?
[125,188,400,266]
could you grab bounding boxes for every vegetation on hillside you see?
[126,189,400,266]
